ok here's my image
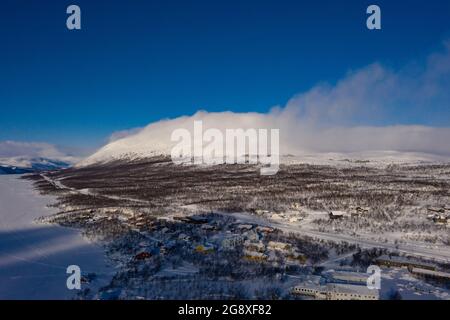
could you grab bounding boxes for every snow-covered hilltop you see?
[76,110,450,168]
[77,111,274,167]
[0,157,71,174]
[78,112,450,168]
[77,133,172,167]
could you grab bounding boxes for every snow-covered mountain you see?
[0,141,78,174]
[0,157,72,174]
[78,112,450,168]
[77,133,172,167]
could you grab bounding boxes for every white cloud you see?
[108,127,144,142]
[87,40,450,163]
[283,40,450,127]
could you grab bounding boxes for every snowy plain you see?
[0,175,113,299]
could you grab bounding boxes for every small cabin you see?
[329,211,345,220]
[134,252,152,261]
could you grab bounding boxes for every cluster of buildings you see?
[427,207,450,225]
[291,271,379,300]
[291,253,450,300]
[211,222,307,264]
[351,206,370,217]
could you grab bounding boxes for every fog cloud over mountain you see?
[85,40,450,164]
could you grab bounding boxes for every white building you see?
[409,267,450,282]
[267,241,291,252]
[326,284,379,300]
[326,271,369,285]
[292,283,379,300]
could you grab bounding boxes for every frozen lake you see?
[0,175,113,299]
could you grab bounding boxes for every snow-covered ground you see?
[0,175,113,299]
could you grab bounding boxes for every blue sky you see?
[1,0,450,152]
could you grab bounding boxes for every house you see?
[326,284,379,300]
[426,213,449,224]
[351,206,370,217]
[409,267,450,283]
[267,241,305,262]
[291,283,327,299]
[326,271,369,285]
[291,283,378,300]
[375,255,436,271]
[256,226,274,234]
[433,215,448,224]
[329,211,345,220]
[267,241,291,252]
[286,250,307,264]
[134,251,152,261]
[357,206,370,213]
[194,243,215,254]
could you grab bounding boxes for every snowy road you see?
[0,175,113,299]
[231,212,450,263]
[41,174,150,204]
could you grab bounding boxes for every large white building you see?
[292,283,379,300]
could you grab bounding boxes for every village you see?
[25,157,450,300]
[43,204,450,300]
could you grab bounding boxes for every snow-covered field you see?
[0,175,113,299]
